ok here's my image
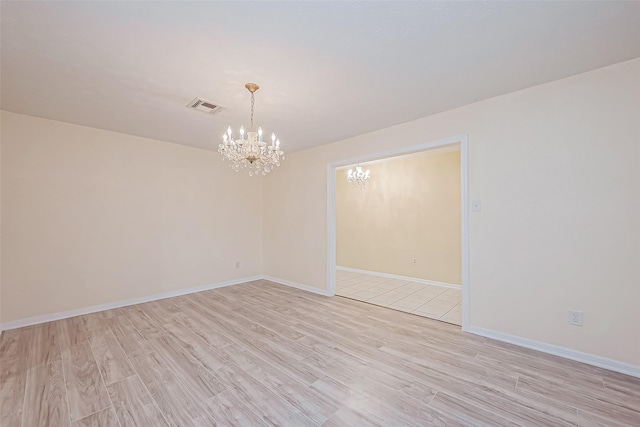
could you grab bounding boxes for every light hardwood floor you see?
[1,280,638,426]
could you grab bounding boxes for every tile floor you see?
[336,270,462,325]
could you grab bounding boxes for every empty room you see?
[335,146,463,325]
[1,2,639,426]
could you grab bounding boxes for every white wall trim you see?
[2,272,636,379]
[336,266,460,289]
[263,275,332,297]
[326,134,470,330]
[468,326,640,379]
[0,273,329,332]
[460,137,470,331]
[0,275,263,332]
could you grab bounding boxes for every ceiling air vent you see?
[186,97,224,114]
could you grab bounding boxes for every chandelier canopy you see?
[218,83,284,176]
[347,165,371,189]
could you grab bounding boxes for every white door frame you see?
[326,134,470,331]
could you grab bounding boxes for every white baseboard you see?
[0,275,263,332]
[263,275,332,297]
[236,276,640,379]
[2,274,636,379]
[468,326,640,379]
[337,266,461,289]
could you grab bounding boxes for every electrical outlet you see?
[235,261,240,269]
[569,310,583,326]
[413,258,417,264]
[472,199,482,212]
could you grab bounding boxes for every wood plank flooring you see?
[1,280,639,426]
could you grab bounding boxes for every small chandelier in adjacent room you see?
[218,83,284,176]
[347,164,371,189]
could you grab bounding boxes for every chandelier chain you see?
[250,92,255,131]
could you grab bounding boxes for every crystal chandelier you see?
[218,83,284,176]
[347,164,371,189]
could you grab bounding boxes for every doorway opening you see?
[327,135,469,330]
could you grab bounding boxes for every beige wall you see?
[263,59,640,365]
[0,111,263,323]
[336,150,461,284]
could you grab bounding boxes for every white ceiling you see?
[2,1,639,153]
